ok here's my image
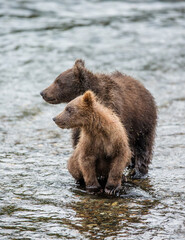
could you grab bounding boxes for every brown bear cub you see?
[41,59,157,179]
[53,91,131,195]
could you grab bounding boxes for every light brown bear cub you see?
[53,91,131,194]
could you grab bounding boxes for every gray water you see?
[0,0,185,239]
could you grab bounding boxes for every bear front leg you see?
[79,155,102,193]
[105,155,128,195]
[67,151,83,183]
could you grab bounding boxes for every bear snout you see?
[53,116,60,125]
[40,91,45,97]
[40,90,56,104]
[52,116,67,128]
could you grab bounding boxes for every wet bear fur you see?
[41,59,157,178]
[53,91,131,194]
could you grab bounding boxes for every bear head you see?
[40,59,92,104]
[53,91,95,129]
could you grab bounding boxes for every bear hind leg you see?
[130,130,155,179]
[67,152,83,183]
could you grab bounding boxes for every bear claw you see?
[105,185,122,196]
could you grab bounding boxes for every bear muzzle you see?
[53,117,67,128]
[40,90,60,104]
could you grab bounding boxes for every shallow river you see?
[0,0,185,239]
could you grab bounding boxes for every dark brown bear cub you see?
[41,59,157,178]
[53,91,131,195]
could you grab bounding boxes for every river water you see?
[0,0,185,239]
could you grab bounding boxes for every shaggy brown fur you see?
[41,59,157,178]
[53,91,131,194]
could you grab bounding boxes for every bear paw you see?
[130,169,148,179]
[76,178,85,186]
[105,184,122,196]
[86,184,103,194]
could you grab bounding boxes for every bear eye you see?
[66,106,73,113]
[55,78,62,86]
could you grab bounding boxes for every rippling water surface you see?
[0,0,185,239]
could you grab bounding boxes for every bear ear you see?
[73,59,86,82]
[83,91,95,106]
[75,59,85,68]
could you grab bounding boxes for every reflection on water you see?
[0,0,185,239]
[67,179,157,239]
